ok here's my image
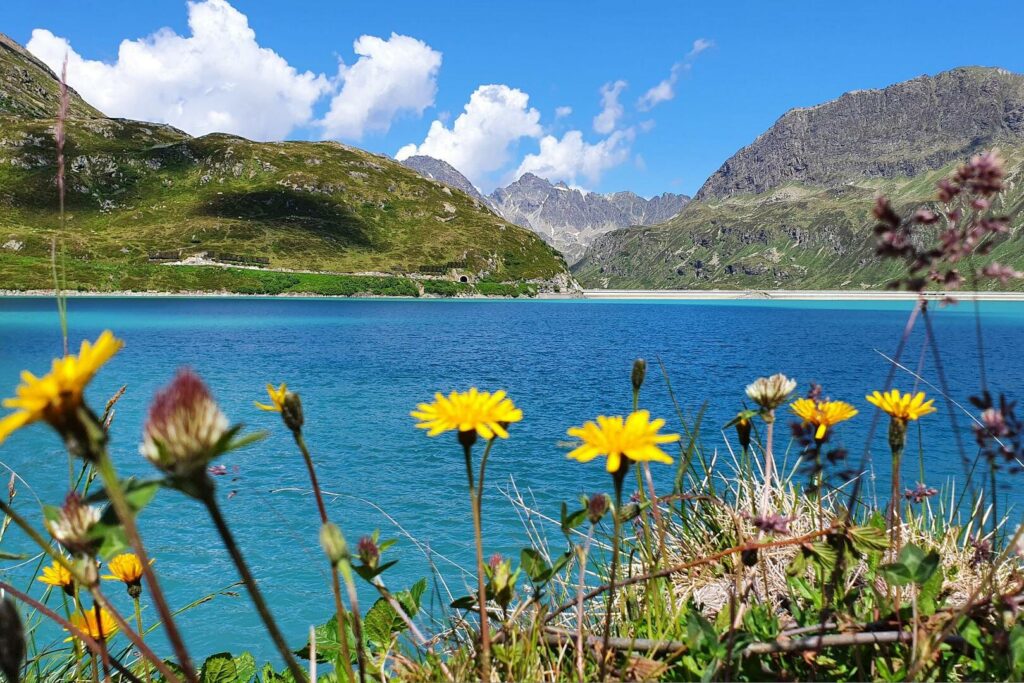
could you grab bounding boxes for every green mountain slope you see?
[574,68,1024,290]
[0,34,570,294]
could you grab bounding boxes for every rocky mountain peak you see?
[696,66,1024,200]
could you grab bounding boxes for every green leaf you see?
[294,616,356,664]
[880,544,939,586]
[560,502,587,536]
[519,548,550,583]
[232,652,256,683]
[362,578,427,649]
[849,525,889,555]
[918,564,943,616]
[450,595,475,610]
[200,653,237,683]
[85,478,162,513]
[1011,625,1024,677]
[353,559,397,582]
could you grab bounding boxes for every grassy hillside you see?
[0,35,570,294]
[574,151,1024,290]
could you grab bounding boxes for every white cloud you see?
[396,84,542,187]
[593,79,626,134]
[554,105,573,119]
[515,127,634,187]
[637,38,714,112]
[688,38,714,59]
[27,0,330,140]
[318,33,441,140]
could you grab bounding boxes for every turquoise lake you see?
[1,296,1022,662]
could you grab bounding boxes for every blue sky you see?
[6,1,1024,196]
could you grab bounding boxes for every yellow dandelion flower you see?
[255,383,288,412]
[102,553,146,585]
[66,607,118,642]
[791,398,858,440]
[566,410,680,474]
[412,388,523,440]
[38,559,74,593]
[0,331,123,445]
[866,389,937,422]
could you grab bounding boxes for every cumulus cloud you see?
[27,0,330,140]
[554,105,573,119]
[319,33,441,140]
[515,127,635,187]
[637,38,714,112]
[396,84,542,186]
[593,79,626,134]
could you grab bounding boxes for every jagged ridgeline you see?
[0,34,570,293]
[574,67,1024,290]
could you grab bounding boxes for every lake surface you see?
[1,296,1022,662]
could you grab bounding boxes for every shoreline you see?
[580,289,1024,301]
[2,288,1024,301]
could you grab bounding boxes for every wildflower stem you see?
[599,471,625,682]
[94,451,198,683]
[462,438,492,682]
[133,597,151,683]
[371,578,454,682]
[198,486,308,683]
[93,601,112,682]
[0,580,143,683]
[760,411,776,516]
[291,430,356,683]
[336,563,366,683]
[0,499,179,683]
[575,524,595,683]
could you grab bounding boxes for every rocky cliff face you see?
[575,67,1024,290]
[488,173,689,263]
[399,155,492,208]
[696,67,1024,200]
[398,155,690,264]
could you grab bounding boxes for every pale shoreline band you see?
[2,288,1024,302]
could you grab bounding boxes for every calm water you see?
[1,296,1023,662]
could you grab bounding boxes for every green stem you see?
[95,451,197,683]
[463,438,492,682]
[336,564,366,683]
[292,431,356,683]
[133,597,151,683]
[575,525,595,683]
[600,473,625,682]
[0,498,178,683]
[93,601,112,682]
[200,486,307,683]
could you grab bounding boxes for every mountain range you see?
[0,33,571,294]
[573,66,1024,290]
[400,155,689,264]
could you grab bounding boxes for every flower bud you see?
[281,391,304,432]
[140,370,229,480]
[586,493,609,525]
[745,374,797,412]
[46,494,102,557]
[0,597,25,683]
[735,415,752,451]
[357,536,379,570]
[320,522,348,566]
[887,416,908,457]
[631,359,647,393]
[457,429,478,450]
[75,556,99,588]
